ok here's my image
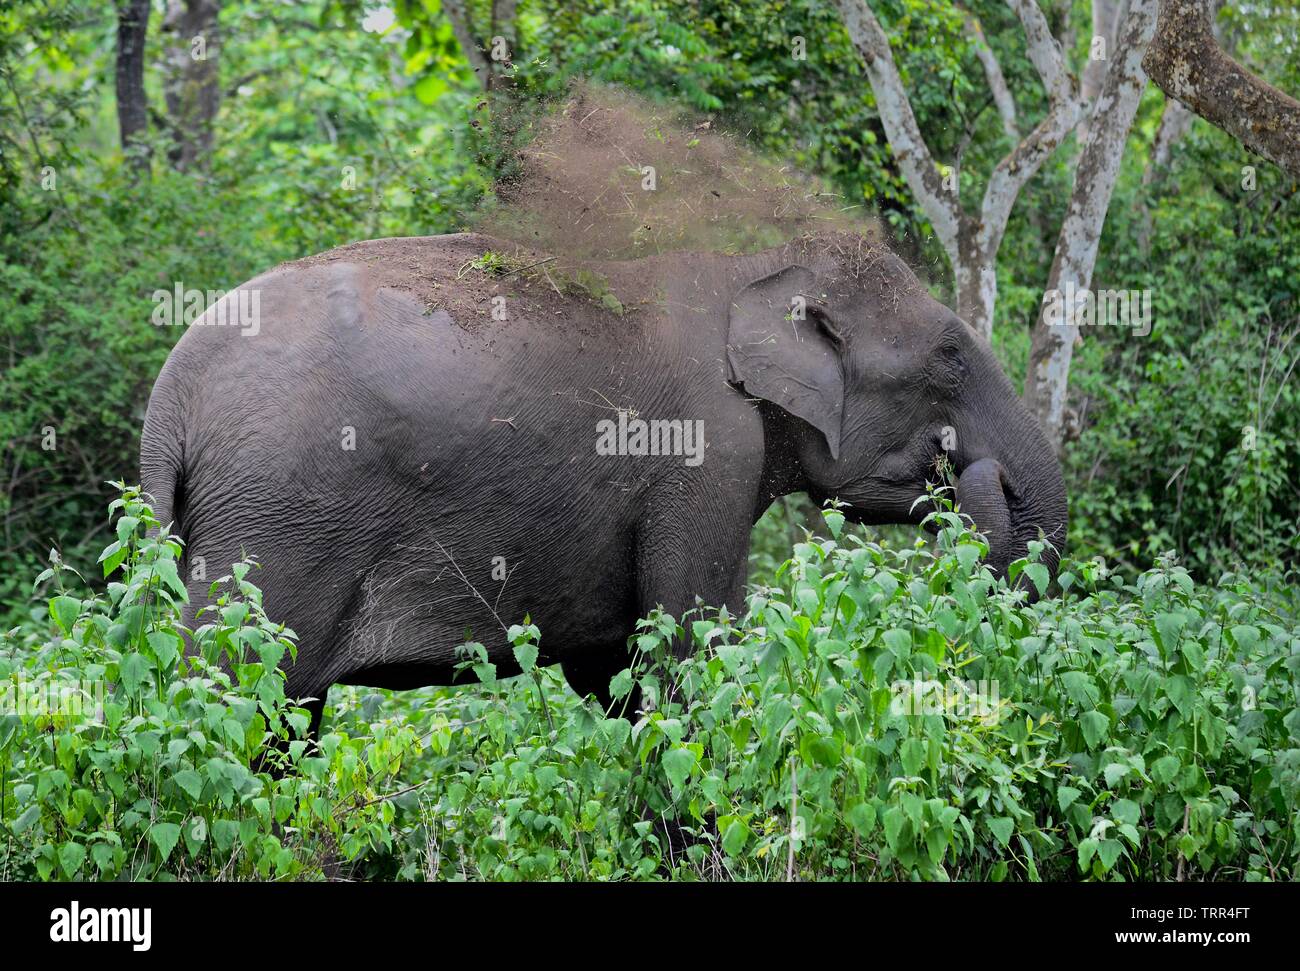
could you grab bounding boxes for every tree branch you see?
[834,0,961,259]
[1143,0,1300,179]
[1025,0,1160,446]
[978,0,1082,247]
[1006,0,1073,105]
[979,96,1080,251]
[444,0,491,90]
[963,9,1018,140]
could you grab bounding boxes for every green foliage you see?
[350,503,1299,881]
[1064,119,1300,577]
[9,490,1296,881]
[0,488,419,879]
[0,170,273,619]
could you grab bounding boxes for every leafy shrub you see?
[1062,119,1300,579]
[4,488,1297,881]
[0,487,418,880]
[337,501,1300,882]
[1067,314,1299,579]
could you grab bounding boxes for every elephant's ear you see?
[726,264,845,459]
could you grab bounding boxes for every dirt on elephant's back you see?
[280,233,651,340]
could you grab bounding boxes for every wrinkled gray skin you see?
[141,232,1066,725]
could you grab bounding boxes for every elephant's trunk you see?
[955,458,1014,569]
[955,407,1067,598]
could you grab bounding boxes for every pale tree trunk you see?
[956,7,1015,328]
[1076,0,1119,148]
[162,0,221,172]
[964,9,1019,141]
[115,0,152,174]
[1024,0,1159,448]
[955,226,998,343]
[1144,0,1300,180]
[835,0,1080,341]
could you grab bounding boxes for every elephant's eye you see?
[928,336,969,385]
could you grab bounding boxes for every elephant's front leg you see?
[559,503,752,713]
[635,526,751,653]
[630,500,754,705]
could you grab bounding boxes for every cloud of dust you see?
[470,83,881,263]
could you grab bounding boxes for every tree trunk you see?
[444,0,491,90]
[955,226,996,341]
[1076,0,1119,148]
[965,11,1018,140]
[1144,0,1300,180]
[835,0,1079,343]
[1024,0,1159,447]
[488,0,518,90]
[115,0,152,174]
[162,0,222,171]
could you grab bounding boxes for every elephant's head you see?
[726,239,1067,588]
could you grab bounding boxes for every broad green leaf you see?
[1079,710,1110,748]
[662,746,696,789]
[173,769,203,802]
[987,816,1014,847]
[720,817,750,856]
[1057,786,1083,812]
[50,596,80,633]
[58,841,86,878]
[150,823,182,862]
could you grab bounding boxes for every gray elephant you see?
[141,230,1066,724]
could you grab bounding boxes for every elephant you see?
[140,230,1067,726]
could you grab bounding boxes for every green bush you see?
[1062,119,1300,579]
[332,501,1300,882]
[1067,315,1299,578]
[0,487,418,880]
[5,491,1298,882]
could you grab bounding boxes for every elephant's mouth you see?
[817,444,1065,598]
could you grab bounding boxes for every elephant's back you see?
[276,233,512,334]
[154,234,499,395]
[151,231,669,500]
